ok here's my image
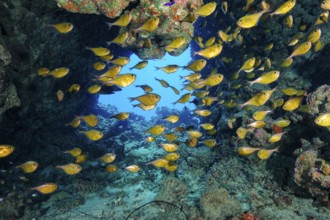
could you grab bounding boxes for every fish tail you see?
[247,80,254,87]
[238,103,246,109]
[193,51,199,56]
[106,22,114,30]
[106,41,112,46]
[261,1,270,12]
[128,97,136,102]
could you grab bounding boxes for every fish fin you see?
[261,1,270,12]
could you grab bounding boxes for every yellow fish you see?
[248,70,280,86]
[281,87,297,96]
[173,93,191,105]
[314,113,330,127]
[135,85,153,93]
[37,67,49,76]
[321,0,330,10]
[16,161,38,173]
[109,56,130,66]
[221,1,228,14]
[98,153,116,163]
[252,110,272,121]
[238,57,256,73]
[202,74,224,87]
[200,123,215,130]
[186,137,198,147]
[257,147,279,160]
[236,127,251,139]
[227,118,236,129]
[68,84,80,94]
[76,114,98,127]
[50,22,73,33]
[240,87,276,108]
[314,40,323,52]
[163,114,179,123]
[110,112,129,120]
[130,61,148,70]
[163,132,179,142]
[248,121,266,129]
[268,132,286,143]
[201,97,218,106]
[183,59,207,72]
[315,11,329,25]
[202,139,217,148]
[170,86,180,95]
[307,29,321,44]
[287,41,312,59]
[31,183,57,194]
[264,42,273,51]
[65,117,81,128]
[106,32,128,46]
[129,93,161,106]
[237,1,270,28]
[56,163,82,175]
[155,78,169,88]
[92,62,106,71]
[193,90,209,98]
[205,37,216,47]
[237,146,261,156]
[106,11,132,29]
[164,163,178,172]
[135,17,159,32]
[97,65,122,80]
[280,58,293,68]
[86,47,110,57]
[194,109,212,117]
[187,130,203,138]
[125,165,141,172]
[75,153,87,164]
[79,130,103,141]
[65,147,82,157]
[87,85,102,94]
[56,90,64,102]
[165,37,186,52]
[194,2,217,17]
[100,53,114,61]
[273,119,291,128]
[155,65,179,74]
[283,15,293,28]
[282,96,303,111]
[104,74,136,88]
[244,0,255,11]
[194,44,223,59]
[269,0,296,16]
[0,145,14,158]
[49,67,70,78]
[164,153,180,161]
[133,103,156,111]
[106,165,118,173]
[148,158,169,168]
[145,136,155,143]
[145,125,165,136]
[160,143,178,152]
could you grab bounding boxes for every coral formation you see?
[55,0,134,18]
[200,187,241,220]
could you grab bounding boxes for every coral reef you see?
[200,187,241,220]
[55,0,134,18]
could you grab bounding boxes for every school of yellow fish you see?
[1,0,330,195]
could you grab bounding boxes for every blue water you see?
[99,47,195,120]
